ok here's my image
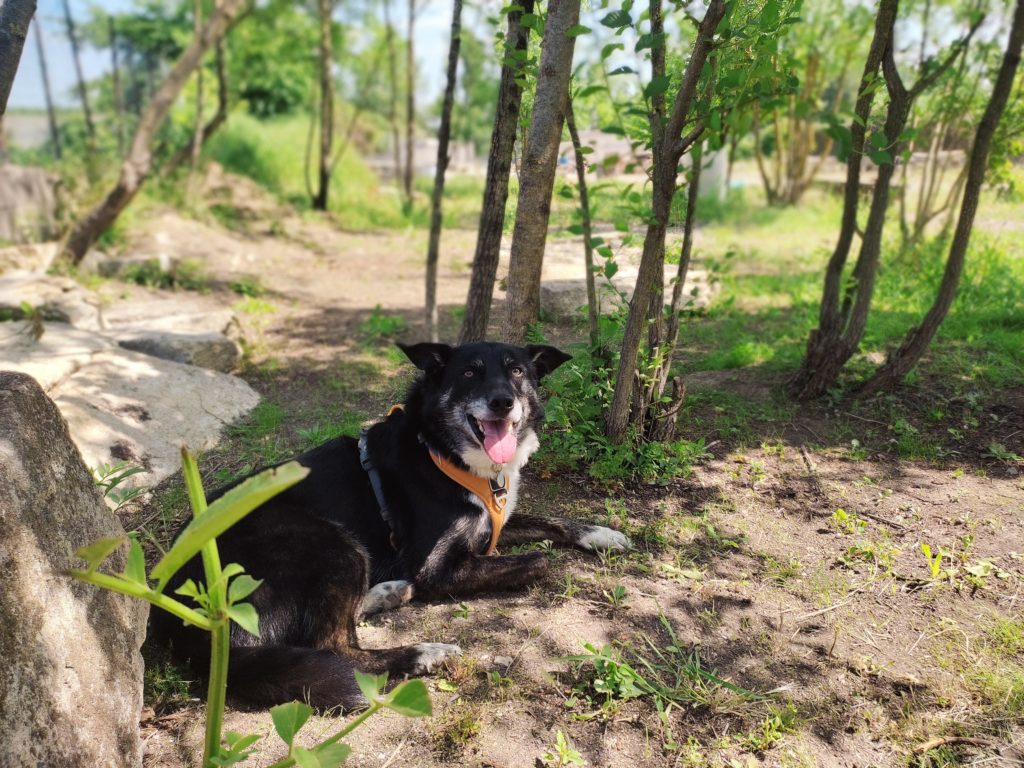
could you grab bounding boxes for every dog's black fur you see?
[150,341,629,709]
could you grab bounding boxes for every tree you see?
[186,0,205,195]
[165,40,228,172]
[788,1,982,401]
[61,0,97,175]
[32,14,61,158]
[403,0,417,209]
[859,0,1024,396]
[62,0,251,265]
[502,0,582,343]
[565,90,598,348]
[458,0,535,343]
[383,0,403,189]
[313,0,335,210]
[0,0,36,116]
[108,16,126,157]
[424,0,462,342]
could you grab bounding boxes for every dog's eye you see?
[463,370,475,378]
[511,366,525,377]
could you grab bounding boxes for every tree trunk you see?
[0,0,37,117]
[565,93,598,348]
[186,0,204,196]
[62,0,250,265]
[859,0,1024,396]
[165,40,229,173]
[788,6,981,400]
[61,0,96,174]
[403,0,415,209]
[604,0,726,443]
[424,0,462,342]
[458,0,534,343]
[502,0,582,343]
[31,14,60,159]
[108,16,125,158]
[312,0,334,210]
[383,0,402,189]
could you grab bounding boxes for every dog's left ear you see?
[525,345,572,379]
[397,342,453,373]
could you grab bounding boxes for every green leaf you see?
[270,701,313,748]
[520,12,542,31]
[643,76,670,99]
[869,131,888,149]
[174,578,201,600]
[385,679,432,717]
[635,32,665,52]
[709,110,722,133]
[608,66,635,77]
[605,262,619,279]
[601,43,624,60]
[600,9,632,28]
[868,149,892,166]
[314,743,352,768]
[567,223,585,235]
[760,0,779,28]
[576,84,605,99]
[123,538,147,585]
[565,23,591,37]
[436,679,459,692]
[292,747,320,768]
[227,603,261,637]
[354,670,387,703]
[228,574,263,604]
[150,461,309,587]
[74,536,125,572]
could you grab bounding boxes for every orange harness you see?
[380,405,508,556]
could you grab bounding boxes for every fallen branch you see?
[913,736,993,755]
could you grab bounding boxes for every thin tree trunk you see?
[502,0,582,343]
[458,0,534,343]
[313,0,334,210]
[31,14,60,158]
[108,16,125,157]
[186,0,204,196]
[383,0,402,189]
[424,0,462,342]
[61,0,96,173]
[0,0,36,116]
[604,0,726,442]
[403,0,415,209]
[165,40,228,173]
[62,0,250,264]
[860,0,1024,396]
[566,93,598,348]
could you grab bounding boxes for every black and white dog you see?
[150,342,629,709]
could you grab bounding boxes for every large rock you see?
[117,330,241,372]
[0,166,59,244]
[0,271,105,331]
[0,372,147,767]
[0,242,59,275]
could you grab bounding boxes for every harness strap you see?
[358,429,399,550]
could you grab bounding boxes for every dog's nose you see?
[489,395,514,415]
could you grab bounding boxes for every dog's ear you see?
[397,342,453,373]
[525,345,572,379]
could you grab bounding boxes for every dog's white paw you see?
[578,525,632,552]
[361,580,414,616]
[411,642,462,674]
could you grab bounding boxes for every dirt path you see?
[127,183,1023,768]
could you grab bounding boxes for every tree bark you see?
[61,0,96,173]
[859,0,1024,396]
[383,0,402,189]
[604,0,726,442]
[403,0,415,209]
[424,0,462,342]
[502,0,582,343]
[565,92,598,348]
[458,0,534,343]
[108,16,125,157]
[31,14,60,159]
[62,0,251,264]
[313,0,334,210]
[0,0,36,117]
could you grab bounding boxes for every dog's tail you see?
[227,646,367,710]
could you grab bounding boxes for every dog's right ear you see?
[397,342,453,373]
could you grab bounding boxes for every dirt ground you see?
[116,176,1024,768]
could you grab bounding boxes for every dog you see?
[150,341,630,709]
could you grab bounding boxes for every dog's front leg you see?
[414,551,549,601]
[499,513,631,552]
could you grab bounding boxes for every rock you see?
[103,295,236,337]
[0,372,146,768]
[0,271,105,331]
[0,165,59,244]
[117,330,241,372]
[0,242,59,275]
[540,267,715,322]
[1,322,260,488]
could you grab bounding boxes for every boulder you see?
[102,295,236,337]
[0,242,59,275]
[0,372,147,768]
[117,330,241,372]
[0,271,105,331]
[0,165,59,244]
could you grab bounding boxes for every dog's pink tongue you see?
[481,420,517,464]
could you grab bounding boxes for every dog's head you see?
[398,341,571,472]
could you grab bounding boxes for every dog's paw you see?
[361,580,414,616]
[411,642,462,674]
[577,525,632,552]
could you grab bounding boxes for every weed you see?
[453,602,471,619]
[230,275,266,298]
[602,584,628,611]
[143,658,193,714]
[91,461,148,512]
[987,442,1023,463]
[763,556,802,586]
[831,508,867,535]
[540,731,585,767]
[296,412,366,447]
[122,258,210,292]
[359,305,408,344]
[739,704,798,752]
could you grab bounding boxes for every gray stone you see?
[0,242,59,275]
[0,372,146,768]
[0,321,112,389]
[102,295,235,337]
[0,165,59,244]
[0,271,105,331]
[117,330,241,372]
